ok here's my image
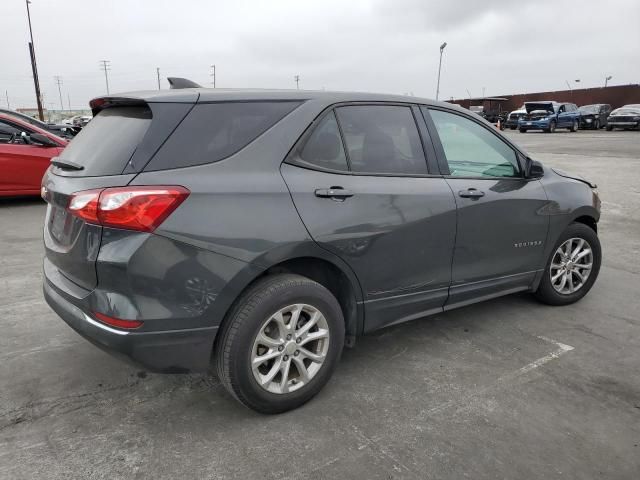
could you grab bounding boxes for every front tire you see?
[519,128,527,133]
[545,120,556,133]
[216,274,345,414]
[570,119,578,132]
[534,223,601,306]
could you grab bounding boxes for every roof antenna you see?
[167,77,202,89]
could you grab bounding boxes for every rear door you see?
[282,104,457,332]
[423,107,549,308]
[42,106,151,291]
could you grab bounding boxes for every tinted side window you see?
[335,105,427,175]
[146,101,301,171]
[428,109,519,178]
[298,111,348,171]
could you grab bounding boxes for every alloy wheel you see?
[550,237,593,294]
[251,304,330,394]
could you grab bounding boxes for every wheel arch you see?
[214,248,365,349]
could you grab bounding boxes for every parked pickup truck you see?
[519,101,580,133]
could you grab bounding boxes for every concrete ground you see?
[1,129,639,479]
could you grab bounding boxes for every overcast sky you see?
[3,0,639,110]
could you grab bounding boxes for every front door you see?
[282,104,457,332]
[423,107,549,308]
[0,120,61,194]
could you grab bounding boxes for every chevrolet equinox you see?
[43,86,601,413]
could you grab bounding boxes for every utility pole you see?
[99,60,111,94]
[210,64,216,88]
[25,0,44,120]
[67,93,71,110]
[54,76,64,111]
[5,90,9,109]
[436,42,447,101]
[294,75,300,89]
[156,67,161,90]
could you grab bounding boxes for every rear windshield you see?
[55,106,151,176]
[143,101,301,171]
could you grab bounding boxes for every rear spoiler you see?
[167,77,202,89]
[89,97,147,116]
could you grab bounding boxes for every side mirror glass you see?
[29,132,57,147]
[524,157,544,179]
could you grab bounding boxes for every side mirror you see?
[524,157,544,179]
[29,132,57,147]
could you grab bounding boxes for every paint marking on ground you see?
[517,336,575,375]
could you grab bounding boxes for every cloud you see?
[1,0,638,109]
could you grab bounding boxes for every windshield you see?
[579,105,600,114]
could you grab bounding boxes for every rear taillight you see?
[68,186,189,232]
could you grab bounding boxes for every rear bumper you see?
[43,278,218,373]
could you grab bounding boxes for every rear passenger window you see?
[145,101,301,171]
[335,105,427,175]
[298,111,348,171]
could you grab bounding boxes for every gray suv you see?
[42,88,601,413]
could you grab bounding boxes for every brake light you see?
[68,189,101,223]
[67,186,189,232]
[93,311,144,329]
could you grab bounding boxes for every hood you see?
[510,108,526,115]
[611,107,640,116]
[552,168,597,189]
[525,102,555,114]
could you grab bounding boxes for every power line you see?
[99,60,111,94]
[54,75,64,111]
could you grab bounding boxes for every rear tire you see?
[606,125,613,131]
[216,274,345,414]
[594,119,600,129]
[534,223,601,306]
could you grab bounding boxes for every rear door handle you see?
[458,188,485,199]
[314,187,354,199]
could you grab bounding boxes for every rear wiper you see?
[51,157,84,171]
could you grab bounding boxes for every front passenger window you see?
[428,109,520,178]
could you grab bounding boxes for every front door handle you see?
[458,188,485,199]
[315,187,354,199]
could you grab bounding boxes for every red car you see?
[0,113,67,197]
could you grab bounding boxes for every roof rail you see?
[167,77,202,89]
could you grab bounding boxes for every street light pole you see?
[25,0,44,120]
[435,42,447,101]
[294,75,300,89]
[605,75,612,87]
